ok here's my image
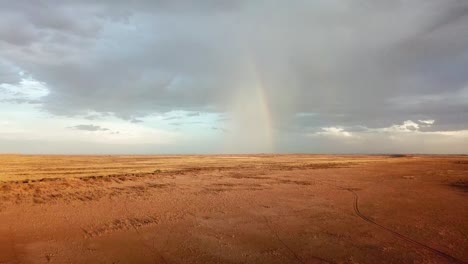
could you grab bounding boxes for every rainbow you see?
[247,58,275,153]
[221,50,276,153]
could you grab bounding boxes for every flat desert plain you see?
[0,154,467,264]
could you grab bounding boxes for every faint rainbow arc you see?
[246,57,275,153]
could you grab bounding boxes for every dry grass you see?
[0,154,390,182]
[0,154,467,263]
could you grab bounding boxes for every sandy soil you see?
[0,155,467,264]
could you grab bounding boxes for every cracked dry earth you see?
[0,155,467,264]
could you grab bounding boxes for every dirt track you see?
[0,155,467,263]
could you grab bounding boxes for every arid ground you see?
[0,155,466,264]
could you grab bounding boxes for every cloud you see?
[163,116,180,121]
[312,127,353,138]
[0,59,22,84]
[186,112,200,117]
[0,78,48,102]
[0,1,467,153]
[293,120,468,154]
[68,124,110,132]
[380,120,421,133]
[418,119,435,125]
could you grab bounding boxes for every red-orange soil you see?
[0,155,467,263]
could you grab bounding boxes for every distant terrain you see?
[0,155,467,263]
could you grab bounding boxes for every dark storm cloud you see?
[68,124,109,132]
[1,0,467,131]
[422,1,468,34]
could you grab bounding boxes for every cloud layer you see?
[0,0,467,153]
[69,124,110,132]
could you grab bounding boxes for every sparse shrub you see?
[388,154,407,158]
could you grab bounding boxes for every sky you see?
[0,0,467,154]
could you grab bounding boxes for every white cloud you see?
[0,102,180,145]
[418,119,435,125]
[301,119,467,154]
[312,127,353,137]
[379,120,420,133]
[0,77,49,103]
